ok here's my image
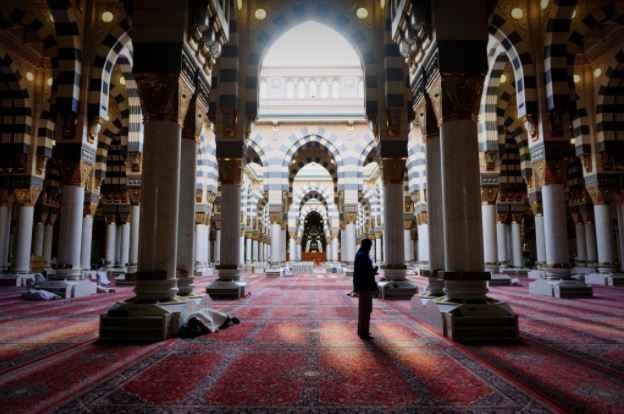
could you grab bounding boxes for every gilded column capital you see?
[438,72,484,122]
[480,186,499,205]
[60,161,93,187]
[84,202,98,216]
[532,159,566,187]
[587,186,613,205]
[496,212,509,224]
[135,73,195,126]
[218,157,242,185]
[128,188,142,206]
[14,188,42,207]
[344,212,357,224]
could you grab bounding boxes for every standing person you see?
[353,238,378,340]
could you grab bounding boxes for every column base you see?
[585,272,624,287]
[36,279,98,298]
[410,296,518,344]
[529,278,593,298]
[265,266,282,277]
[206,280,247,299]
[99,295,208,343]
[177,276,195,296]
[488,273,513,286]
[377,280,418,300]
[343,265,354,277]
[0,273,36,287]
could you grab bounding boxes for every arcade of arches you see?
[1,0,624,412]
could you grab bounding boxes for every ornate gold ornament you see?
[440,72,484,122]
[14,188,42,206]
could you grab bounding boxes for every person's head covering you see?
[360,238,372,252]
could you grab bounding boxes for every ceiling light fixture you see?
[500,74,507,84]
[47,77,53,86]
[255,8,267,20]
[593,68,602,78]
[356,7,369,19]
[511,8,524,20]
[540,0,549,10]
[573,74,581,83]
[101,11,114,23]
[26,72,34,81]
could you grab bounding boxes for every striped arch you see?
[197,125,219,196]
[543,0,577,111]
[47,0,81,113]
[281,129,344,168]
[94,121,120,186]
[486,16,537,118]
[244,139,267,166]
[595,48,624,155]
[246,2,379,124]
[115,57,142,153]
[88,21,133,122]
[357,140,378,167]
[0,48,33,178]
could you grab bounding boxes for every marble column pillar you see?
[205,224,211,267]
[105,218,116,269]
[80,214,94,270]
[496,220,508,267]
[177,136,196,296]
[344,222,356,264]
[252,239,259,263]
[511,219,523,268]
[288,237,295,262]
[542,185,569,273]
[194,224,204,270]
[404,229,413,262]
[0,204,10,272]
[535,214,547,267]
[332,237,339,261]
[128,204,140,274]
[14,205,35,274]
[270,222,281,264]
[43,219,54,266]
[215,229,221,264]
[115,225,122,267]
[383,182,405,279]
[56,185,85,277]
[594,204,616,272]
[245,237,252,264]
[134,119,182,301]
[617,202,624,273]
[33,220,45,257]
[417,223,429,264]
[281,228,287,262]
[574,221,587,266]
[375,237,382,263]
[120,220,131,269]
[585,220,597,267]
[208,172,247,298]
[481,204,498,272]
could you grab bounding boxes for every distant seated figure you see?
[179,309,240,338]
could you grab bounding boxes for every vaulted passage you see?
[1,1,624,412]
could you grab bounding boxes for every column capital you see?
[480,186,499,205]
[135,73,195,127]
[14,188,42,207]
[381,157,406,184]
[587,185,614,205]
[218,158,242,185]
[532,159,567,187]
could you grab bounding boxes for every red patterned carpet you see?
[0,273,623,413]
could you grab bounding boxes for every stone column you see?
[0,202,11,272]
[56,182,86,277]
[194,223,204,271]
[115,224,123,267]
[270,221,282,264]
[33,218,45,257]
[281,228,287,262]
[205,223,211,267]
[239,235,245,265]
[534,212,547,267]
[105,216,116,268]
[496,217,509,267]
[403,227,414,262]
[584,219,597,267]
[245,237,252,264]
[252,238,259,263]
[417,223,429,264]
[207,158,246,298]
[80,211,94,270]
[593,203,616,273]
[177,136,197,295]
[120,218,131,270]
[215,228,221,264]
[131,116,183,301]
[288,237,296,262]
[378,158,417,298]
[43,216,55,266]
[375,236,382,263]
[343,218,356,264]
[618,200,624,273]
[529,164,592,297]
[14,204,35,274]
[574,219,587,267]
[128,203,140,274]
[511,215,523,268]
[332,237,339,261]
[481,202,498,272]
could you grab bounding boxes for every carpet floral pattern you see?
[0,273,623,413]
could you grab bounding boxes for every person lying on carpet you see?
[179,309,240,338]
